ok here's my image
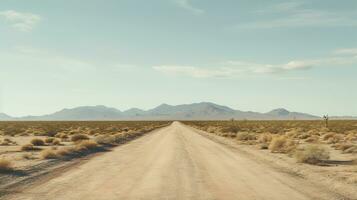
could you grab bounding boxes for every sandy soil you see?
[3,122,354,200]
[0,135,75,170]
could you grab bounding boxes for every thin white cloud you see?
[239,2,357,29]
[0,46,95,79]
[225,60,313,73]
[174,0,204,15]
[0,46,137,79]
[153,66,236,78]
[276,76,309,80]
[255,2,303,13]
[282,61,313,70]
[271,2,303,12]
[334,48,357,55]
[0,10,41,31]
[153,49,357,78]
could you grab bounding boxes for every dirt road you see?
[4,122,344,200]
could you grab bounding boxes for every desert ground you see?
[0,121,356,199]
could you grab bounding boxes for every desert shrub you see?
[35,131,56,137]
[3,127,23,136]
[307,129,320,136]
[326,134,343,144]
[269,136,296,153]
[20,132,30,136]
[236,132,256,141]
[285,130,298,138]
[56,147,75,157]
[45,137,55,143]
[346,133,357,142]
[298,133,310,140]
[5,138,16,144]
[259,143,269,149]
[0,140,9,146]
[55,133,68,139]
[95,135,115,145]
[221,125,240,134]
[295,145,330,164]
[41,149,59,159]
[71,134,89,142]
[52,139,61,145]
[22,153,35,160]
[112,133,127,143]
[257,133,272,144]
[21,144,40,151]
[31,138,45,146]
[322,132,335,141]
[44,130,58,137]
[0,138,17,146]
[76,140,99,151]
[304,136,319,143]
[207,126,217,133]
[220,132,237,138]
[0,159,13,172]
[88,130,96,135]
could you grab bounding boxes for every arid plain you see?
[0,120,356,199]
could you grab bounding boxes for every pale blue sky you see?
[0,0,357,117]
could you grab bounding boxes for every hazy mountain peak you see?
[94,105,108,108]
[123,108,146,116]
[148,103,175,115]
[156,103,172,108]
[268,108,290,116]
[198,102,236,111]
[0,113,12,120]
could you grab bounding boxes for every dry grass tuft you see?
[40,149,59,159]
[304,136,319,143]
[31,138,45,146]
[0,159,13,171]
[22,153,35,160]
[294,145,330,164]
[258,143,269,149]
[52,139,61,145]
[56,147,75,157]
[76,140,99,151]
[258,133,272,142]
[0,138,17,146]
[322,132,335,141]
[95,135,115,145]
[269,136,296,153]
[221,126,240,134]
[298,133,310,140]
[45,137,55,143]
[236,132,256,141]
[71,134,89,142]
[21,144,40,151]
[55,133,68,139]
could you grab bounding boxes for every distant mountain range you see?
[0,102,329,121]
[0,113,12,120]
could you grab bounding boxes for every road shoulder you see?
[184,123,357,200]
